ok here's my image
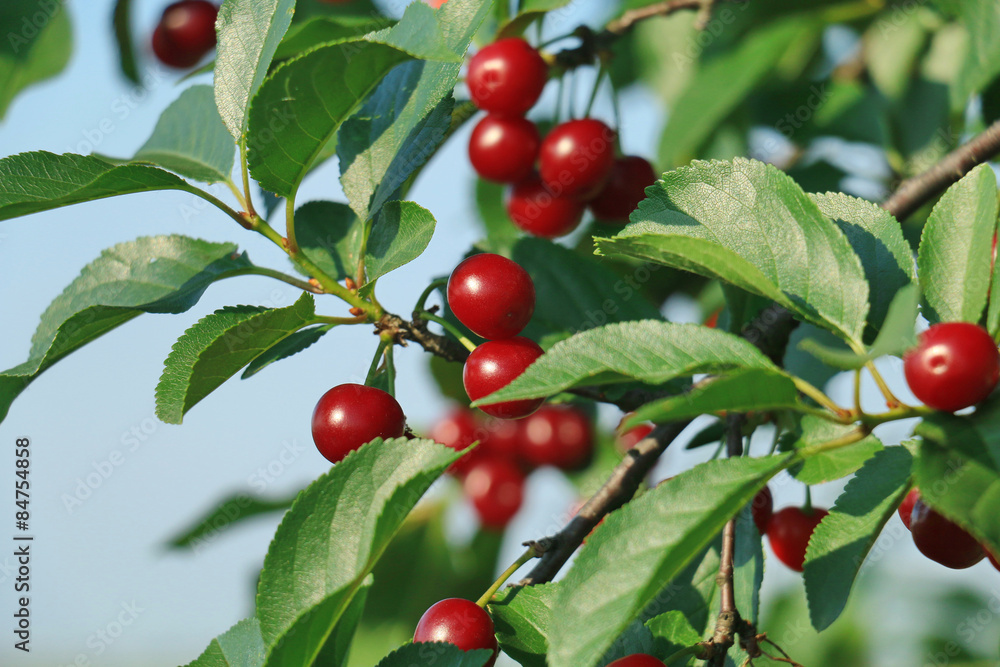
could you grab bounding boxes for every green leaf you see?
[644,611,701,664]
[0,1,72,120]
[475,178,520,255]
[242,326,331,379]
[490,584,557,667]
[214,0,296,140]
[597,158,870,343]
[797,284,919,370]
[514,238,663,338]
[246,40,411,197]
[600,621,656,665]
[363,201,435,285]
[471,321,778,406]
[185,617,266,667]
[0,236,250,424]
[294,201,364,281]
[917,163,998,324]
[112,0,139,84]
[733,505,764,626]
[338,62,454,220]
[317,579,370,667]
[374,644,493,667]
[810,192,916,340]
[914,416,1000,556]
[256,437,459,666]
[547,455,791,667]
[941,0,1000,107]
[167,491,299,549]
[155,293,319,424]
[658,18,815,166]
[629,370,800,426]
[273,15,391,61]
[364,0,463,62]
[0,152,204,222]
[132,85,236,184]
[803,447,913,631]
[787,417,884,485]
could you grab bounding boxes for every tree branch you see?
[605,0,732,35]
[518,420,691,585]
[882,118,1000,221]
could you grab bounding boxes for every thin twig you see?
[605,0,734,35]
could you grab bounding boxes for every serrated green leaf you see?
[364,0,462,62]
[338,62,454,220]
[629,369,800,427]
[472,321,778,406]
[167,491,299,549]
[547,455,791,667]
[645,611,700,665]
[0,236,250,424]
[0,1,72,120]
[374,643,493,667]
[317,579,370,667]
[294,201,364,281]
[242,326,331,379]
[0,152,204,222]
[514,238,663,339]
[273,15,391,61]
[787,417,884,485]
[490,584,557,667]
[214,0,296,140]
[658,18,814,166]
[156,293,318,424]
[810,192,916,340]
[185,617,266,667]
[256,437,460,666]
[598,158,870,343]
[803,447,912,631]
[914,415,1000,556]
[363,201,435,285]
[132,85,236,184]
[917,163,998,324]
[246,41,411,197]
[798,284,919,370]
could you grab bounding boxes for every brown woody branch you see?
[882,118,1000,221]
[605,0,734,35]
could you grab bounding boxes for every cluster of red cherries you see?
[151,1,219,69]
[466,38,657,238]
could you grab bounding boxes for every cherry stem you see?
[366,340,389,386]
[853,368,862,413]
[583,63,605,118]
[414,278,448,313]
[416,310,478,352]
[384,340,396,397]
[284,196,299,255]
[791,377,845,418]
[865,360,904,408]
[225,178,248,211]
[477,544,543,607]
[238,138,258,218]
[663,644,702,665]
[803,486,813,514]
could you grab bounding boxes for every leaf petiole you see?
[477,543,544,607]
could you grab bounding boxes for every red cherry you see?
[506,174,585,238]
[751,486,773,534]
[311,384,405,464]
[520,404,593,470]
[538,119,617,199]
[448,254,535,340]
[480,417,525,465]
[606,655,667,667]
[430,408,484,476]
[464,337,545,419]
[898,487,920,530]
[588,156,657,223]
[903,322,1000,412]
[615,415,654,452]
[152,1,218,69]
[413,598,499,667]
[464,458,525,529]
[468,115,540,184]
[910,498,985,569]
[467,38,548,115]
[766,506,828,572]
[985,547,1000,572]
[704,309,721,329]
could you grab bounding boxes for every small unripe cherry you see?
[413,598,499,667]
[311,384,405,464]
[909,498,985,569]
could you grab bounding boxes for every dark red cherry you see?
[467,38,548,115]
[480,416,525,465]
[152,1,218,69]
[464,337,545,419]
[506,174,585,238]
[910,498,985,569]
[588,156,657,223]
[606,655,667,667]
[447,253,535,340]
[538,118,617,199]
[615,415,654,453]
[311,384,405,464]
[413,598,499,667]
[519,404,593,470]
[903,322,1000,412]
[898,488,920,530]
[751,486,773,534]
[463,458,525,529]
[430,408,485,476]
[468,115,540,184]
[766,506,828,572]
